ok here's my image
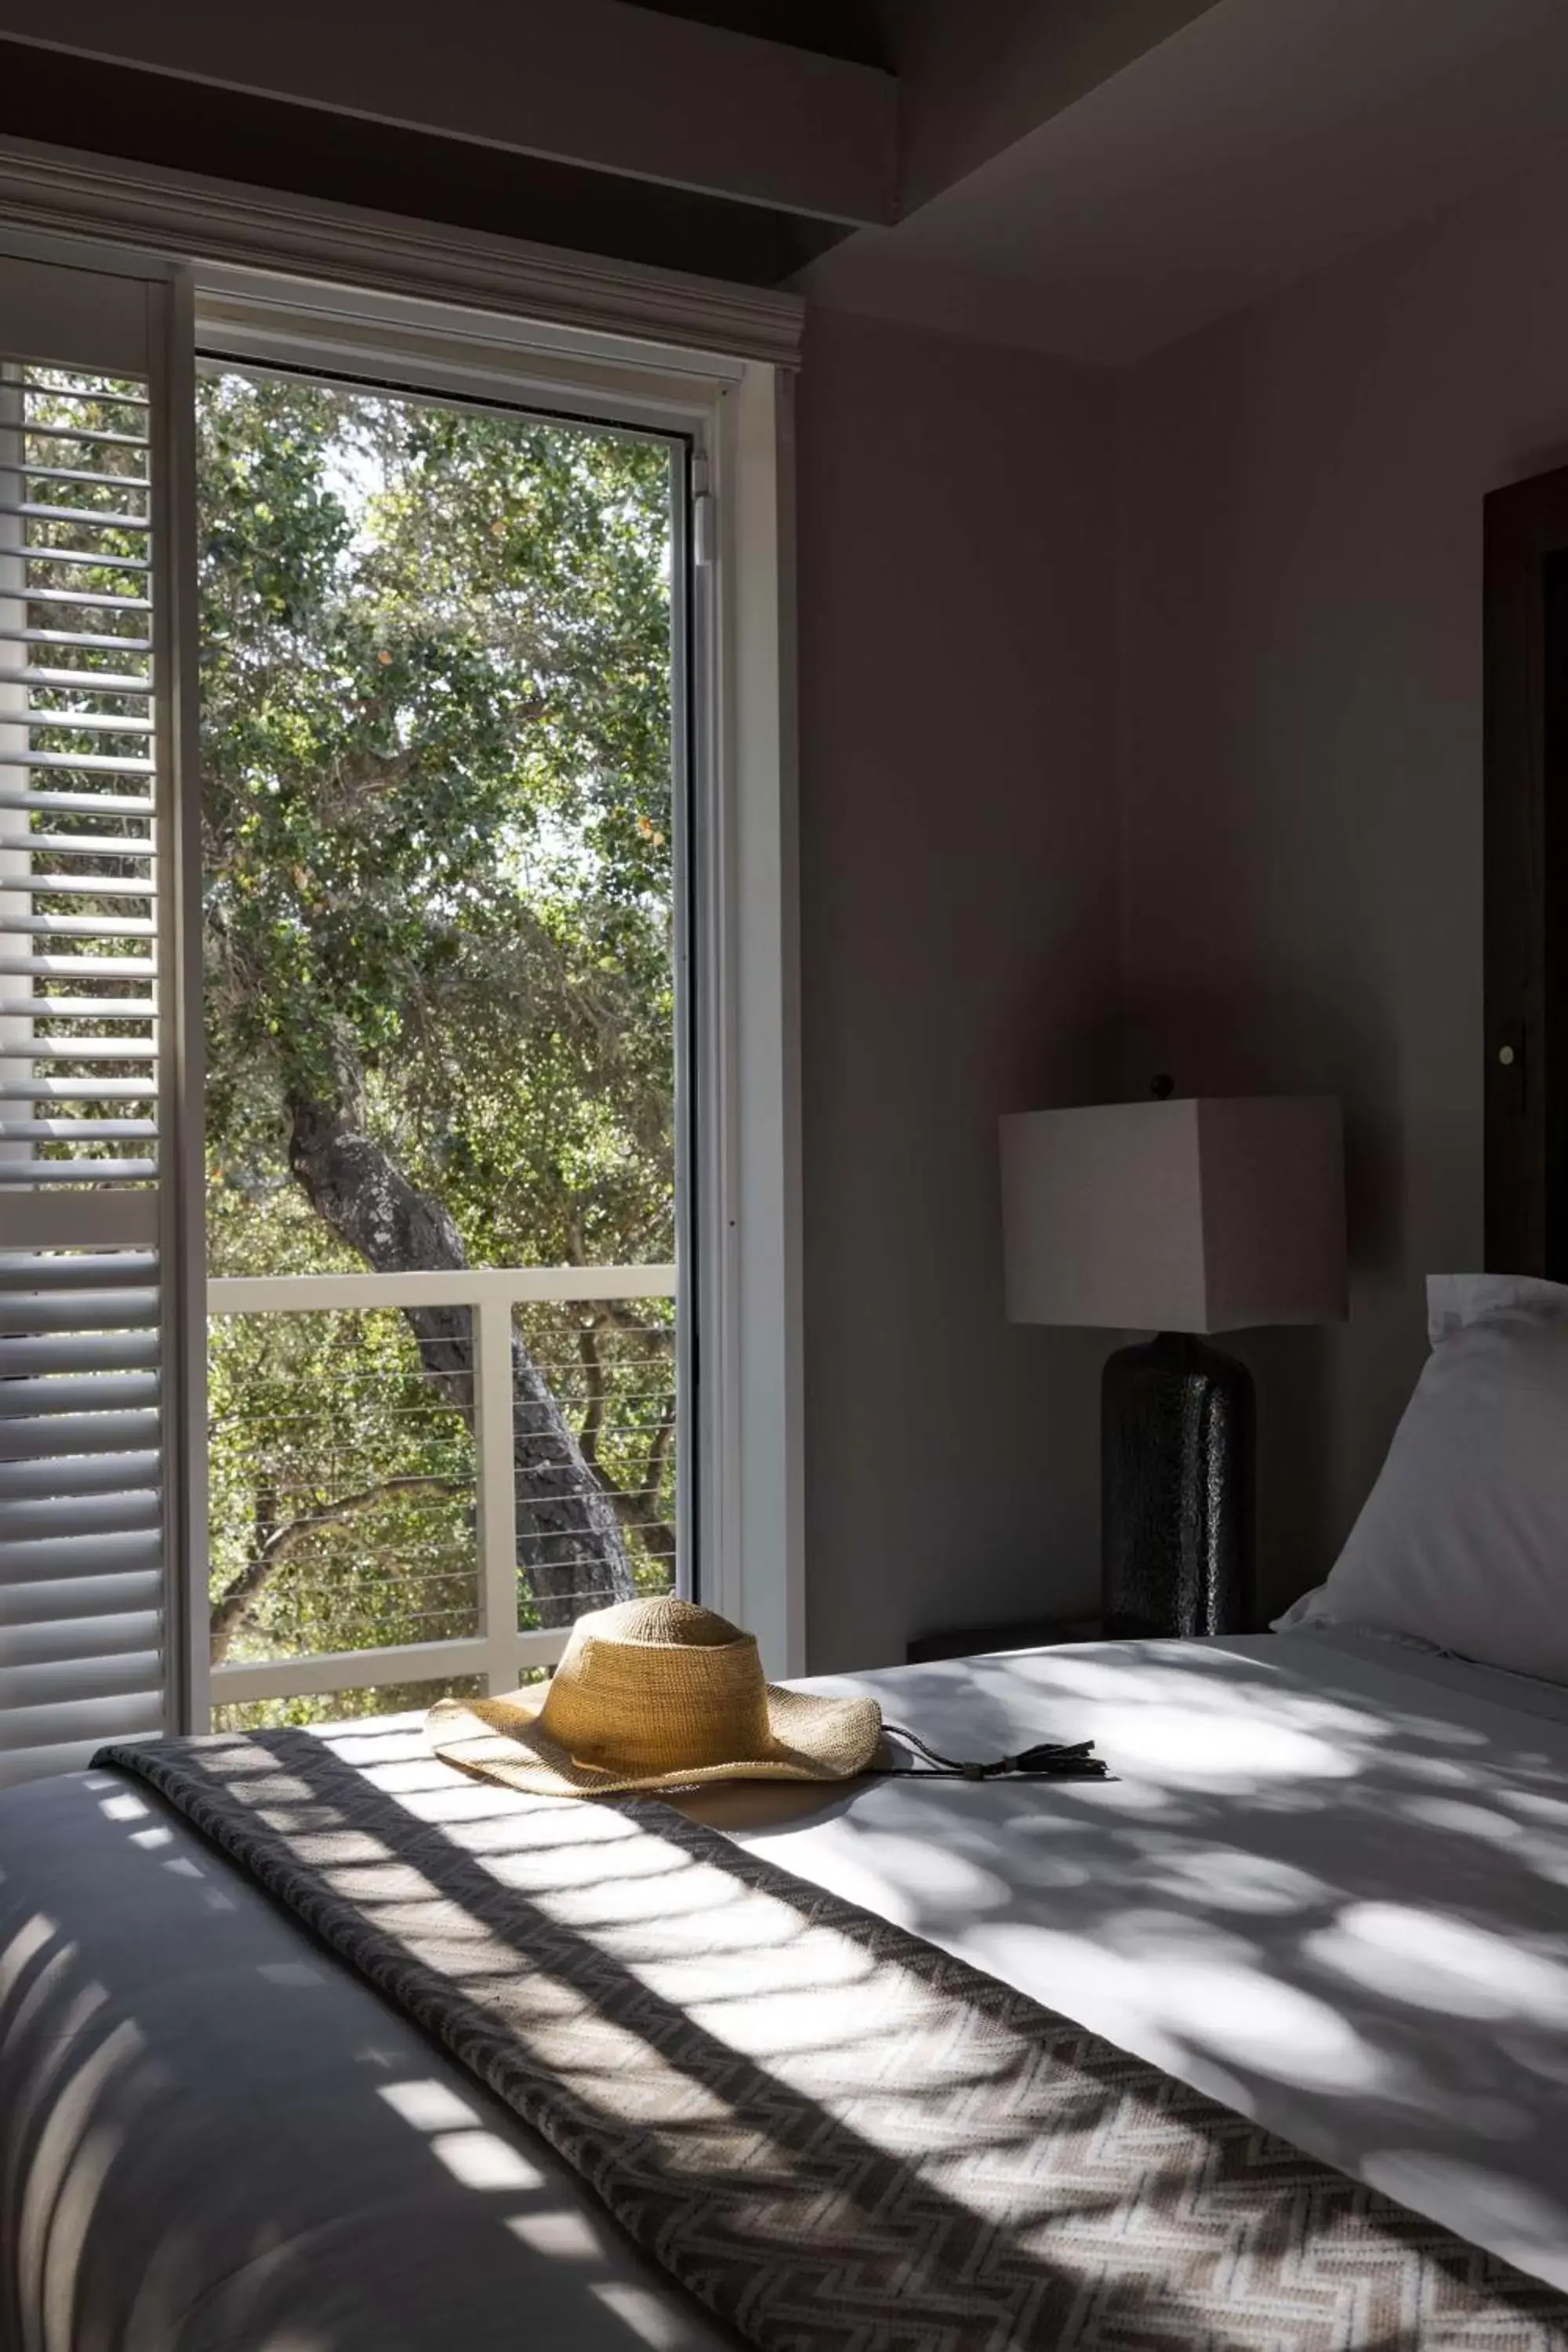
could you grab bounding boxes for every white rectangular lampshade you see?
[1000,1096,1347,1333]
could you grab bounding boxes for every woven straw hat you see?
[426,1595,885,1797]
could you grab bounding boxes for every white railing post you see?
[472,1282,521,1696]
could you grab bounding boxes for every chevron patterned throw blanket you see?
[97,1730,1568,2351]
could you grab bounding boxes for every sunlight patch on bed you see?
[1152,1959,1392,2086]
[1102,1707,1361,1788]
[431,2129,546,2190]
[0,1912,59,2001]
[1131,1847,1331,1915]
[379,2076,482,2131]
[508,2208,604,2257]
[1399,1797,1525,1842]
[593,2279,706,2347]
[1305,1904,1568,2024]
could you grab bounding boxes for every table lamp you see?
[1000,1094,1347,1639]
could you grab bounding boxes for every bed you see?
[7,1622,1568,2349]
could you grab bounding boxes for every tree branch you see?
[209,1474,466,1663]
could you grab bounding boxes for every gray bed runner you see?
[97,1730,1568,2350]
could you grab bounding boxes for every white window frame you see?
[0,143,805,1703]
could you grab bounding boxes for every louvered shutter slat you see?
[0,1448,162,1501]
[0,499,148,528]
[0,627,155,653]
[0,1406,162,1467]
[0,996,155,1016]
[20,668,153,694]
[0,1369,160,1417]
[0,1486,159,1541]
[0,1527,163,1583]
[21,1033,156,1054]
[11,749,156,775]
[23,468,152,492]
[0,1160,158,1183]
[0,1328,159,1374]
[20,422,147,446]
[0,1649,162,1716]
[25,711,154,735]
[2,1606,162,1668]
[0,1250,158,1285]
[0,1565,162,1622]
[16,588,151,612]
[0,1282,158,1329]
[0,1080,157,1101]
[0,1123,158,1145]
[0,791,154,819]
[0,1691,165,1769]
[0,956,157,981]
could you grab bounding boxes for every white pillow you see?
[1275,1275,1568,1679]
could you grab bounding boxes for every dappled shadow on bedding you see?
[92,1717,1568,2351]
[0,1771,726,2352]
[666,1640,1568,2258]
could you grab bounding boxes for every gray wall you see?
[1114,144,1568,1620]
[797,312,1118,1670]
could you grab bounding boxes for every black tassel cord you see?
[874,1725,1109,1782]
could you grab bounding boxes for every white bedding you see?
[9,1625,1568,2345]
[301,1626,1568,2292]
[701,1631,1568,2288]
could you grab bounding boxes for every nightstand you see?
[906,1613,1106,1665]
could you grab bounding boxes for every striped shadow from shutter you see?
[0,249,195,1784]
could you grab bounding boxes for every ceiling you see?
[0,0,1565,364]
[799,0,1568,364]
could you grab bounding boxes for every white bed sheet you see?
[14,1624,1568,2343]
[318,1628,1568,2290]
[679,1631,1568,2289]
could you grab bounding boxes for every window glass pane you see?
[199,366,679,1715]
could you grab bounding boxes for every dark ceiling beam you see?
[0,44,851,288]
[0,0,897,227]
[889,0,1224,211]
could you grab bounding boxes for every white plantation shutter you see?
[0,248,196,1784]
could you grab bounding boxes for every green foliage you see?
[200,372,677,1675]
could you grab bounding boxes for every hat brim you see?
[426,1682,885,1798]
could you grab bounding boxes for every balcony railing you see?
[205,1264,677,1727]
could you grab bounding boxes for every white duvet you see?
[323,1628,1568,2288]
[663,1631,1568,2289]
[11,1626,1568,2348]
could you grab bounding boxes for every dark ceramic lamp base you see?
[1101,1332,1254,1639]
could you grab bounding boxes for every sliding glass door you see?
[0,252,699,1777]
[196,359,686,1728]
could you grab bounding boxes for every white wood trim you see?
[0,133,804,370]
[160,265,209,1740]
[209,1265,676,1313]
[474,1294,522,1693]
[209,1628,569,1708]
[695,362,804,1678]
